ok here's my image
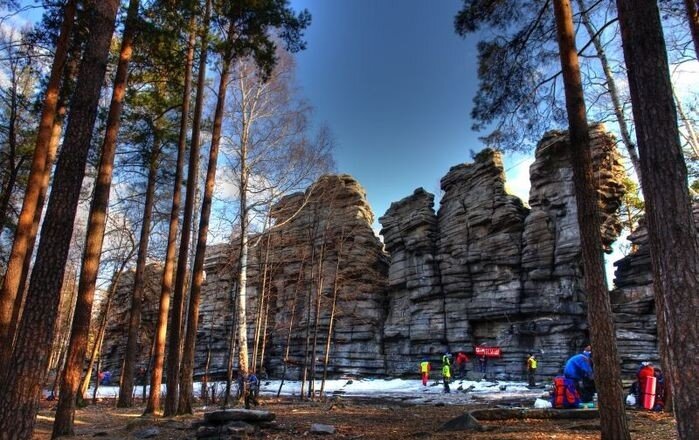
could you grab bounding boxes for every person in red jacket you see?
[455,352,469,379]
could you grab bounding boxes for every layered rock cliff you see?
[380,126,627,378]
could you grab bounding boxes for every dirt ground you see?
[32,396,678,440]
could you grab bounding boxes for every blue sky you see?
[288,0,533,229]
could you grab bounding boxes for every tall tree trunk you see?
[0,0,76,367]
[575,0,641,179]
[164,0,211,416]
[10,107,66,349]
[52,1,138,434]
[616,1,699,438]
[0,1,120,438]
[553,1,630,439]
[685,0,699,57]
[178,27,231,414]
[118,137,160,408]
[237,149,250,384]
[144,15,197,416]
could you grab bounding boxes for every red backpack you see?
[552,376,581,408]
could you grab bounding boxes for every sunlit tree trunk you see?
[553,1,630,439]
[0,0,76,367]
[52,1,138,435]
[145,15,197,416]
[616,1,699,438]
[0,1,120,438]
[164,0,211,416]
[178,24,232,414]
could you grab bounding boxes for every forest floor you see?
[32,395,678,440]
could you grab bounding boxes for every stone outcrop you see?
[380,126,628,378]
[102,174,389,380]
[102,126,663,383]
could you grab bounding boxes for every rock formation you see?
[102,125,663,383]
[101,174,389,380]
[380,126,627,378]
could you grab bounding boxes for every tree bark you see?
[553,1,630,439]
[118,136,160,408]
[616,1,699,438]
[0,0,76,368]
[144,15,197,416]
[0,1,119,438]
[52,1,138,435]
[164,0,210,416]
[178,24,231,414]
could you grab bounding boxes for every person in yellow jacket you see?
[419,358,431,386]
[442,361,451,393]
[526,353,538,387]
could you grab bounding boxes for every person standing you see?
[526,353,537,387]
[442,361,451,393]
[456,352,469,379]
[564,345,594,402]
[419,358,431,386]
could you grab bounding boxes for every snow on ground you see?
[58,377,548,406]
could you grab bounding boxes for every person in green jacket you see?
[442,360,451,393]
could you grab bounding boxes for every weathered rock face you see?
[102,174,389,380]
[611,199,699,372]
[381,126,628,378]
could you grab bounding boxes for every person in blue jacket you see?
[564,345,595,402]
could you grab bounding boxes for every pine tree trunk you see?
[52,1,137,434]
[178,28,231,414]
[0,0,76,367]
[144,15,197,417]
[0,1,119,438]
[553,2,630,439]
[616,1,699,438]
[164,0,211,416]
[119,138,160,408]
[10,109,65,349]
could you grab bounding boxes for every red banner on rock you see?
[474,346,501,357]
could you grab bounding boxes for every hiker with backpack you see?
[564,345,595,402]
